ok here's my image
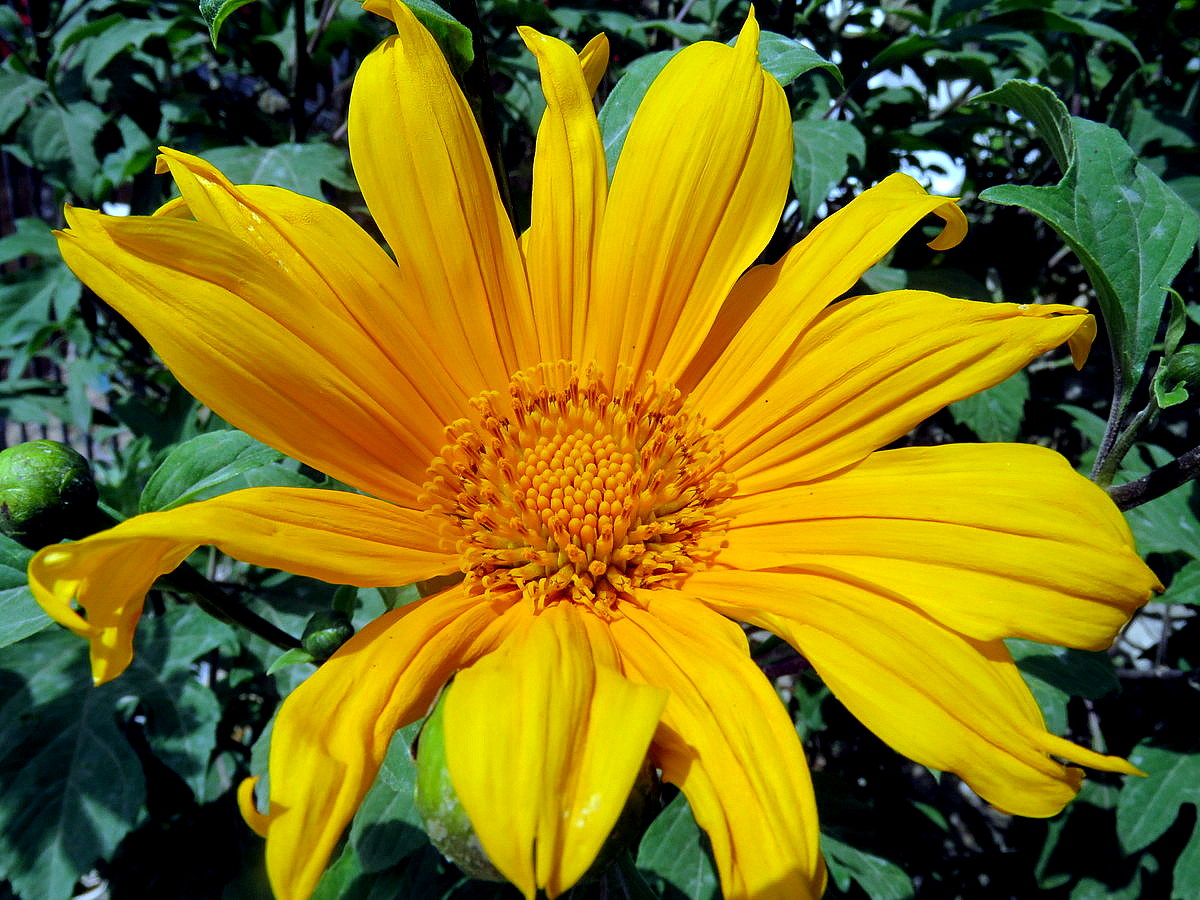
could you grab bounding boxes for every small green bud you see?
[415,689,506,882]
[1155,344,1200,408]
[0,440,99,548]
[1164,345,1200,392]
[300,609,354,660]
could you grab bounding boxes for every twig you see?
[1107,444,1200,510]
[160,564,301,651]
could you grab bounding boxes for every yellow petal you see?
[578,33,610,96]
[519,27,608,361]
[28,487,457,684]
[445,604,666,898]
[682,173,967,401]
[154,147,473,422]
[690,570,1141,816]
[262,584,515,900]
[721,291,1095,492]
[56,209,436,505]
[610,591,825,900]
[718,443,1159,648]
[350,0,537,385]
[587,11,792,382]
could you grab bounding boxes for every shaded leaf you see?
[200,142,357,199]
[139,430,317,514]
[350,723,427,873]
[198,0,258,47]
[791,119,865,224]
[754,31,841,88]
[949,369,1030,442]
[0,533,47,650]
[0,629,145,900]
[636,791,718,900]
[597,49,677,179]
[1116,741,1200,853]
[403,0,473,73]
[822,833,914,899]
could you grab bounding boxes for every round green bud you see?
[414,689,507,882]
[414,685,656,885]
[0,440,99,548]
[299,609,354,660]
[1164,345,1200,393]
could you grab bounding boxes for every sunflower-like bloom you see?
[30,2,1158,898]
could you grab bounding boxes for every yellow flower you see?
[30,2,1159,899]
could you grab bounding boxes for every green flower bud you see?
[415,689,506,882]
[0,440,99,548]
[1164,345,1200,393]
[300,609,354,660]
[414,686,656,886]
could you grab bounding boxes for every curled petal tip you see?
[238,775,273,838]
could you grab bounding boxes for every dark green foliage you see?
[0,0,1198,898]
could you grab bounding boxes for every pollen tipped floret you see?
[420,362,734,615]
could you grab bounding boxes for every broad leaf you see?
[636,791,719,900]
[0,629,145,900]
[822,833,914,899]
[139,429,317,513]
[198,0,258,47]
[403,0,473,73]
[949,369,1030,442]
[978,80,1200,409]
[1116,741,1200,853]
[199,142,358,199]
[350,723,427,873]
[597,50,677,179]
[0,533,47,650]
[754,31,841,88]
[791,119,865,224]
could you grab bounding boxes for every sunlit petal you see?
[352,0,537,386]
[721,292,1095,491]
[690,569,1140,816]
[57,209,434,504]
[445,604,665,897]
[587,11,792,382]
[610,592,825,899]
[29,487,456,683]
[260,584,515,900]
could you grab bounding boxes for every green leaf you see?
[1008,639,1119,700]
[597,50,677,179]
[118,606,237,799]
[790,119,865,224]
[1163,560,1200,606]
[978,80,1200,409]
[0,216,58,263]
[139,429,317,513]
[1116,741,1200,853]
[265,646,316,676]
[754,31,841,88]
[199,142,357,199]
[0,533,48,650]
[0,628,145,900]
[198,0,259,47]
[948,369,1030,441]
[636,791,718,900]
[25,100,107,199]
[0,67,46,134]
[821,833,914,899]
[350,723,427,873]
[402,0,474,73]
[1121,445,1200,559]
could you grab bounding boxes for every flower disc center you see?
[421,363,734,615]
